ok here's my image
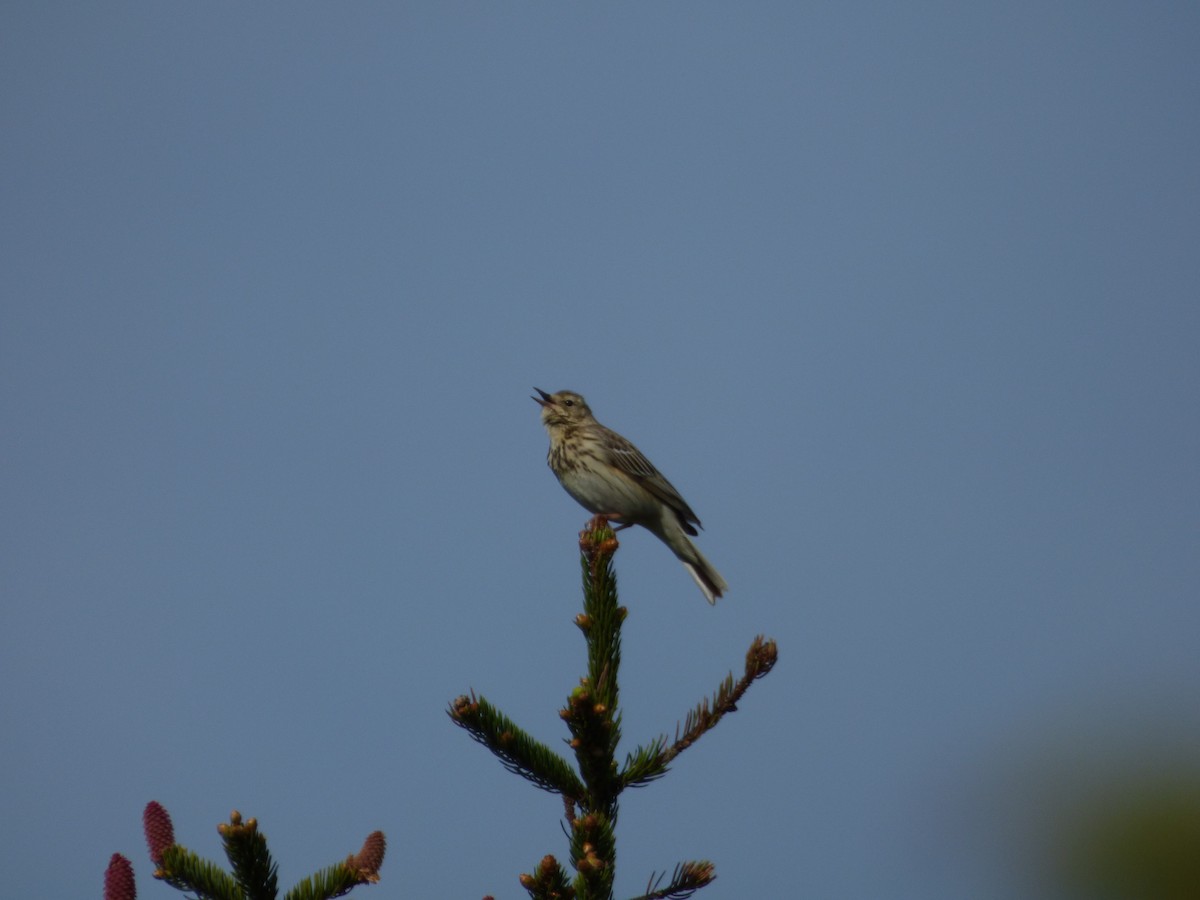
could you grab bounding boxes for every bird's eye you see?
[564,399,574,407]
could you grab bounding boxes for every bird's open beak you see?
[532,387,554,407]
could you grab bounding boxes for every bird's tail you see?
[656,519,727,605]
[682,549,727,605]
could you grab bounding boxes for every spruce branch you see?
[157,844,242,900]
[617,737,670,790]
[568,811,616,900]
[632,861,716,900]
[144,803,238,900]
[219,811,279,900]
[561,678,622,816]
[281,830,386,900]
[622,635,778,789]
[449,691,586,798]
[278,830,386,900]
[576,517,624,718]
[564,518,626,819]
[136,802,383,900]
[282,865,362,900]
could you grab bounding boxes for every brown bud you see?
[746,636,779,676]
[449,694,482,719]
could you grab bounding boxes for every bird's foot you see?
[586,513,630,531]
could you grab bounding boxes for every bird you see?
[532,388,727,604]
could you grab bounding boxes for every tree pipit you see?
[533,388,727,604]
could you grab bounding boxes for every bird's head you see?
[532,388,593,428]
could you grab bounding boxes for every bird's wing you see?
[600,426,703,533]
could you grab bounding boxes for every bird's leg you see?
[586,513,633,532]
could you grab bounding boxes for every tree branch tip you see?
[449,692,481,719]
[745,636,778,677]
[578,516,620,563]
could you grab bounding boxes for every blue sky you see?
[2,4,1198,898]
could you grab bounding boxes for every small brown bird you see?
[533,388,727,604]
